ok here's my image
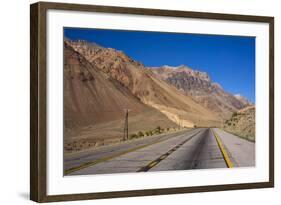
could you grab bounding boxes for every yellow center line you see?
[211,128,234,168]
[148,161,158,168]
[65,129,197,175]
[137,130,202,172]
[159,155,167,160]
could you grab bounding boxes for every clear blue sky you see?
[64,27,255,103]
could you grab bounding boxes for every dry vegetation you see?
[223,106,255,141]
[64,123,185,153]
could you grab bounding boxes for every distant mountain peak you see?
[161,64,188,69]
[150,65,252,118]
[211,82,223,90]
[234,94,253,106]
[234,94,243,98]
[150,65,211,83]
[65,39,104,50]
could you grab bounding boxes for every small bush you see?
[145,130,154,136]
[154,126,162,134]
[137,131,144,137]
[154,130,160,134]
[232,112,238,118]
[129,133,138,139]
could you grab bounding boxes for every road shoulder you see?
[213,128,255,167]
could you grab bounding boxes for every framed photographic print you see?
[30,1,274,202]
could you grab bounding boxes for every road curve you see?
[66,128,255,176]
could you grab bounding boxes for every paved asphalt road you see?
[65,128,255,176]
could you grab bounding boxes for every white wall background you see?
[0,0,279,204]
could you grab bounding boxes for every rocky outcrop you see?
[150,65,252,119]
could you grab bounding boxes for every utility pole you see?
[123,109,130,141]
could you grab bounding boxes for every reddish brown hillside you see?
[64,43,176,141]
[66,40,220,127]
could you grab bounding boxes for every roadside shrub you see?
[145,130,154,136]
[155,126,162,134]
[154,130,160,134]
[137,131,144,137]
[129,133,138,139]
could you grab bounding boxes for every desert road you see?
[65,128,255,176]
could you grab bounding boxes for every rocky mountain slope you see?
[64,42,178,150]
[150,65,252,118]
[223,106,255,141]
[234,94,252,107]
[66,40,221,128]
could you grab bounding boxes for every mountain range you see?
[150,65,252,119]
[64,39,253,150]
